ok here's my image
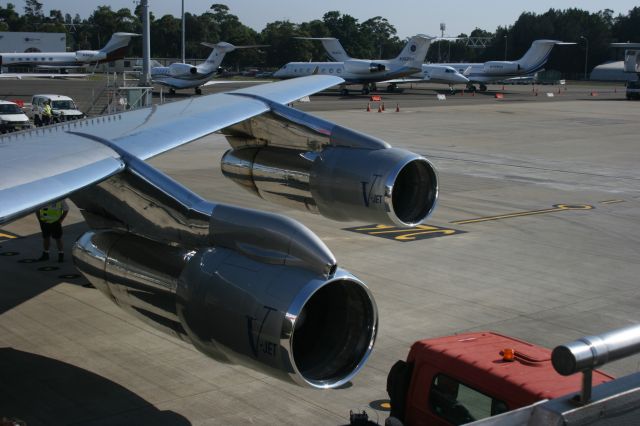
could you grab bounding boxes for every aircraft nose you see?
[456,74,469,83]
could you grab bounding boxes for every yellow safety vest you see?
[39,202,64,223]
[43,104,52,117]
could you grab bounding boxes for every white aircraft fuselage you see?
[0,33,138,68]
[273,61,420,84]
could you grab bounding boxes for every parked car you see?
[0,100,32,133]
[30,94,84,126]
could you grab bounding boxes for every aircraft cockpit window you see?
[329,68,334,73]
[337,68,342,73]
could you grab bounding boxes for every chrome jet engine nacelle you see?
[169,62,198,76]
[220,98,438,227]
[73,212,377,389]
[343,59,387,74]
[482,61,520,74]
[75,50,107,62]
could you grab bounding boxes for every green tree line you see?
[1,1,639,76]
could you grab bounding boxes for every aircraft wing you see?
[0,73,89,79]
[0,75,343,224]
[201,79,270,87]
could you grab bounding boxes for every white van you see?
[0,100,32,133]
[30,94,84,125]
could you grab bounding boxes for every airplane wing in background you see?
[0,75,343,224]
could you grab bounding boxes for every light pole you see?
[580,36,589,80]
[439,22,445,62]
[504,35,507,60]
[181,0,185,63]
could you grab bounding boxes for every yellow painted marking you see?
[599,199,625,205]
[451,204,594,225]
[395,227,457,241]
[353,224,396,232]
[380,402,392,409]
[0,232,17,240]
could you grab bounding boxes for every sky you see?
[8,0,640,39]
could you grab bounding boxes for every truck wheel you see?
[387,360,414,422]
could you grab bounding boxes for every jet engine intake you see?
[482,61,520,74]
[169,63,198,76]
[344,59,387,74]
[221,146,437,227]
[73,230,378,389]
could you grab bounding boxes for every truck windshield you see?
[0,104,24,114]
[52,100,76,110]
[430,374,507,425]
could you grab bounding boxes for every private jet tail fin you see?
[392,34,434,69]
[517,40,575,73]
[295,37,351,62]
[99,32,139,55]
[199,42,268,74]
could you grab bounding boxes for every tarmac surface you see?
[1,78,639,425]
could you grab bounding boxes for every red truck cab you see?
[387,332,614,426]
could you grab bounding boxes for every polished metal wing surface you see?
[0,73,437,389]
[0,75,344,224]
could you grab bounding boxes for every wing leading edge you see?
[0,75,343,224]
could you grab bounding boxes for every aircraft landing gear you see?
[479,84,488,92]
[361,85,370,95]
[448,85,455,94]
[169,88,176,95]
[340,87,350,96]
[387,83,397,93]
[466,83,477,92]
[195,87,202,95]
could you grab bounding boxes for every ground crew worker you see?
[42,99,53,125]
[35,200,69,262]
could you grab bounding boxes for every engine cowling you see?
[482,61,520,74]
[73,230,378,389]
[75,50,106,62]
[169,63,198,76]
[221,146,437,227]
[343,59,387,74]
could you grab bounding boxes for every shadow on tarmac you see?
[0,222,90,315]
[0,348,191,426]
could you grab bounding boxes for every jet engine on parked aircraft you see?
[220,98,438,227]
[66,83,436,389]
[343,59,387,74]
[482,61,520,74]
[169,63,198,76]
[75,50,107,62]
[221,146,436,227]
[74,230,376,389]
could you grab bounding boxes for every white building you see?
[0,32,66,53]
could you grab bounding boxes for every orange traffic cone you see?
[461,90,464,96]
[395,103,400,112]
[502,85,505,91]
[382,102,385,111]
[366,102,371,112]
[471,91,475,97]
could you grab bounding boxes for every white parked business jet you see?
[151,42,267,95]
[441,39,575,91]
[302,36,469,92]
[0,32,138,69]
[273,35,432,95]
